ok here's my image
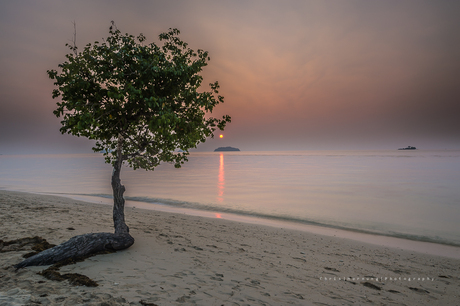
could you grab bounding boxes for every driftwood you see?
[14,232,134,269]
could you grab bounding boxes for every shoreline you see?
[1,190,460,305]
[28,190,460,259]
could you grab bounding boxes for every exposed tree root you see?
[14,232,134,269]
[5,234,133,287]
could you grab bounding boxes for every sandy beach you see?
[1,190,459,305]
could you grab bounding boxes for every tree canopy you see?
[48,27,231,170]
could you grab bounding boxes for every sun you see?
[219,134,223,138]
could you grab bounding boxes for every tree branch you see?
[72,21,77,56]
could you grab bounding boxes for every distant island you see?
[398,146,417,150]
[214,146,240,152]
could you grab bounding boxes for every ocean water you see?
[1,150,459,246]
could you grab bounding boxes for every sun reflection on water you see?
[217,153,225,202]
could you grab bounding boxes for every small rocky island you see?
[214,146,240,152]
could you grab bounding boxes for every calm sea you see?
[1,150,459,246]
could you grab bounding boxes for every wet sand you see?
[1,190,459,305]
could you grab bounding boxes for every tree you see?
[15,25,230,268]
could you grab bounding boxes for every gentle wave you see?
[71,192,460,247]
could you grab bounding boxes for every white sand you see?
[1,190,459,305]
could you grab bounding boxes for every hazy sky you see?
[1,0,459,154]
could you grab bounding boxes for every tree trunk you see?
[14,135,135,269]
[112,155,130,234]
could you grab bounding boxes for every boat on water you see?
[398,146,416,150]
